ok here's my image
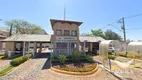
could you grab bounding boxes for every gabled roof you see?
[50,19,83,29]
[0,35,7,39]
[2,34,51,42]
[79,36,105,42]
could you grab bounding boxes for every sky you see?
[0,0,142,40]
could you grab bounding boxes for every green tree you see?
[5,19,45,35]
[91,29,105,38]
[104,30,122,40]
[91,29,122,40]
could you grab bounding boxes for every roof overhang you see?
[50,19,83,29]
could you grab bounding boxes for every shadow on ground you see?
[34,53,51,69]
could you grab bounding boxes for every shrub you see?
[108,55,116,60]
[86,55,94,63]
[10,54,32,66]
[3,51,8,58]
[108,52,113,55]
[57,55,66,64]
[0,56,5,59]
[119,53,127,57]
[72,50,81,62]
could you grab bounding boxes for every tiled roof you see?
[2,34,51,42]
[0,35,7,38]
[50,19,83,28]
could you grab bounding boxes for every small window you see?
[72,30,77,36]
[56,30,62,36]
[64,30,69,36]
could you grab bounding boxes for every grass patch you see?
[119,53,141,59]
[0,56,5,59]
[108,55,116,60]
[0,66,14,75]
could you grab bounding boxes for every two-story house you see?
[50,19,82,56]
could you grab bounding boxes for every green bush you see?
[57,55,66,64]
[108,52,114,55]
[119,53,127,57]
[3,51,8,59]
[108,55,116,60]
[86,55,94,63]
[0,56,4,59]
[72,50,81,62]
[10,54,32,66]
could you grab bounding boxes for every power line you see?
[125,14,142,19]
[108,24,123,32]
[126,27,142,30]
[98,19,121,30]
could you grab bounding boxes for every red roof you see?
[0,35,7,38]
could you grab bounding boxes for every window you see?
[64,30,69,36]
[56,30,62,36]
[72,30,77,36]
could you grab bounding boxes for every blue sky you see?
[0,0,142,40]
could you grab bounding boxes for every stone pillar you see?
[28,42,30,54]
[76,42,79,51]
[23,41,26,56]
[39,42,42,53]
[83,41,86,54]
[33,42,37,55]
[90,42,93,53]
[67,43,69,55]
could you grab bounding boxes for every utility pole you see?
[122,17,126,42]
[121,17,127,54]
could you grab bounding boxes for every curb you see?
[0,59,32,77]
[51,63,99,76]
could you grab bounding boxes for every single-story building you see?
[0,19,105,57]
[1,34,104,57]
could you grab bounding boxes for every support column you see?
[23,41,26,56]
[35,42,37,53]
[39,42,42,53]
[53,42,56,55]
[33,42,37,56]
[28,41,30,54]
[90,42,93,53]
[83,41,86,54]
[76,42,79,51]
[67,43,69,55]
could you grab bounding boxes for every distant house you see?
[0,32,7,50]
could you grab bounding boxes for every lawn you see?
[119,53,141,59]
[0,66,14,75]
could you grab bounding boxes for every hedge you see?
[51,55,90,63]
[10,54,32,67]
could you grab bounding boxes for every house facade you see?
[50,19,82,56]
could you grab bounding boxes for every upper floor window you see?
[64,30,70,36]
[72,30,77,36]
[56,30,62,36]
